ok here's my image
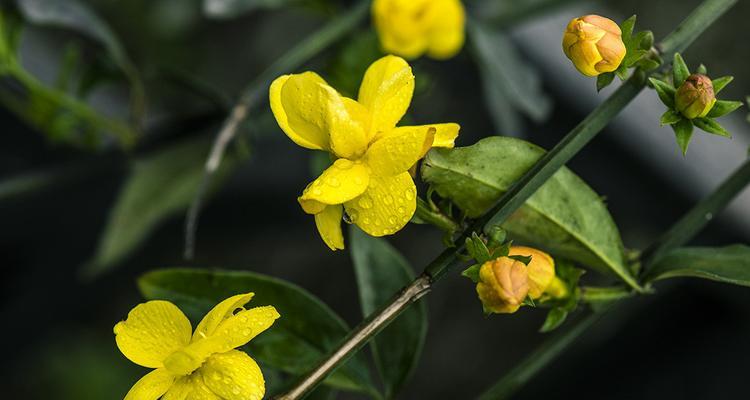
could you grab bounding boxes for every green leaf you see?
[422,137,637,288]
[637,58,661,72]
[671,118,694,155]
[203,0,289,19]
[712,76,733,94]
[694,117,731,137]
[672,53,690,86]
[596,73,615,92]
[138,268,379,395]
[539,308,568,333]
[350,228,426,399]
[644,245,750,286]
[17,0,145,123]
[660,110,683,125]
[636,30,654,50]
[706,100,743,118]
[466,232,492,263]
[469,22,552,133]
[462,264,481,283]
[648,77,676,108]
[83,138,233,277]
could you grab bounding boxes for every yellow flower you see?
[114,293,279,400]
[371,0,465,60]
[476,256,530,314]
[476,247,560,314]
[270,55,460,250]
[508,246,555,299]
[562,15,626,77]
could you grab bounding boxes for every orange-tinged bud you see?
[675,74,716,119]
[508,246,555,299]
[476,257,529,314]
[562,15,626,77]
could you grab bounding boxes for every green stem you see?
[184,0,370,260]
[275,0,737,398]
[641,156,750,273]
[415,198,460,234]
[477,312,603,400]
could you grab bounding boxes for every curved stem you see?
[414,197,460,234]
[183,0,370,259]
[275,0,737,398]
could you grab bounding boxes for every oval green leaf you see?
[421,136,636,287]
[350,228,427,399]
[138,268,378,396]
[644,245,750,286]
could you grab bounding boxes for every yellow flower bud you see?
[372,0,465,60]
[476,257,529,314]
[675,74,716,119]
[562,15,626,77]
[508,246,555,299]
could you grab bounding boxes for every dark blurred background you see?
[1,0,749,399]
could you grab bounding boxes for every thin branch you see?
[183,1,370,259]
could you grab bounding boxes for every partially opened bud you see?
[508,246,555,299]
[562,15,626,77]
[476,257,529,314]
[675,74,716,119]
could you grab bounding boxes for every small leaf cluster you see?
[460,230,512,283]
[650,53,743,155]
[597,15,660,91]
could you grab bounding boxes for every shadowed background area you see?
[1,0,749,398]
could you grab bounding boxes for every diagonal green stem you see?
[476,311,603,400]
[641,156,750,271]
[275,0,737,398]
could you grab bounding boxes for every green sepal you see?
[596,72,615,92]
[509,254,532,265]
[620,15,636,39]
[522,296,536,307]
[706,100,743,118]
[490,240,513,259]
[648,77,676,108]
[697,64,707,75]
[660,110,683,125]
[693,118,731,137]
[672,53,690,86]
[485,225,507,247]
[461,264,481,283]
[672,118,694,155]
[465,232,491,263]
[712,76,733,94]
[636,30,654,50]
[539,307,569,333]
[637,57,661,72]
[615,64,629,80]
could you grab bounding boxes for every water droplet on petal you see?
[405,188,415,201]
[383,194,394,205]
[336,159,353,169]
[397,206,405,214]
[358,196,373,209]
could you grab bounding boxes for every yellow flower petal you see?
[193,293,255,342]
[298,197,326,215]
[114,301,192,368]
[183,374,222,400]
[426,0,466,59]
[365,126,435,177]
[345,172,417,237]
[162,376,192,400]
[299,158,371,205]
[357,55,415,134]
[270,73,329,150]
[315,204,345,250]
[509,246,555,299]
[164,306,280,376]
[124,368,176,400]
[199,350,266,400]
[327,96,372,159]
[429,123,460,148]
